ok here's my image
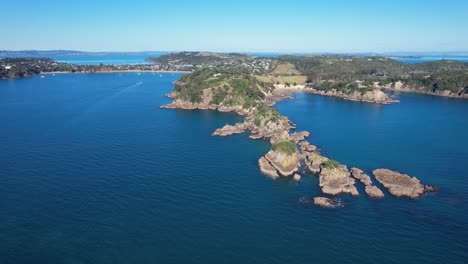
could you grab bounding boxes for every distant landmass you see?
[1,50,468,58]
[0,50,170,57]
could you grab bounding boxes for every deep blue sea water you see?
[392,56,468,63]
[51,53,167,65]
[0,73,467,264]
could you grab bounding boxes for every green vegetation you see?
[272,140,297,155]
[174,68,273,106]
[147,52,277,73]
[253,104,282,125]
[322,159,340,169]
[280,56,468,95]
[399,71,468,94]
[0,57,163,80]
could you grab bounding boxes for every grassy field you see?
[271,63,301,75]
[255,75,308,85]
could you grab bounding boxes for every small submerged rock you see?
[313,197,343,208]
[293,173,301,181]
[373,169,432,199]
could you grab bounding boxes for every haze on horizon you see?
[3,0,468,53]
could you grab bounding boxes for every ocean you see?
[0,73,467,263]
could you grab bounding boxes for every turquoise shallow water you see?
[0,73,467,264]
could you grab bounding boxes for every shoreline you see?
[41,70,192,75]
[271,86,398,104]
[271,85,467,102]
[384,87,468,99]
[162,85,436,204]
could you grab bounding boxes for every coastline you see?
[162,81,436,205]
[384,87,468,99]
[41,70,193,75]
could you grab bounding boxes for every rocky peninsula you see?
[161,67,437,208]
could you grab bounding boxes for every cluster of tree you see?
[0,58,165,80]
[313,80,374,95]
[146,52,277,74]
[146,52,248,65]
[279,56,467,95]
[403,71,468,94]
[174,68,273,108]
[272,140,297,155]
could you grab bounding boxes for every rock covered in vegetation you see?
[373,169,430,199]
[305,152,329,174]
[264,149,300,177]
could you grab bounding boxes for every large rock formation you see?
[258,157,279,179]
[350,167,373,186]
[319,165,359,196]
[305,152,329,174]
[373,169,430,199]
[350,167,384,199]
[365,185,385,199]
[264,150,300,176]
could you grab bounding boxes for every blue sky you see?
[3,0,468,52]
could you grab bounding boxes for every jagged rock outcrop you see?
[258,157,279,179]
[300,141,317,152]
[373,169,432,199]
[313,197,343,208]
[264,150,300,176]
[365,185,385,199]
[248,115,291,144]
[306,88,398,104]
[350,167,384,198]
[212,122,249,136]
[305,152,329,174]
[350,168,372,186]
[290,131,310,143]
[319,165,359,196]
